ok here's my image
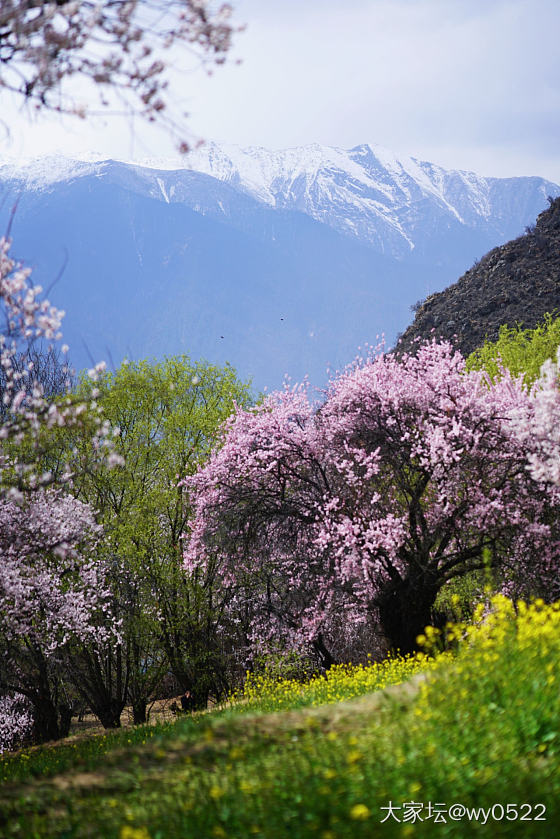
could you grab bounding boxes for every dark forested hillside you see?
[398,197,560,357]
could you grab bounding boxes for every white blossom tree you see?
[0,239,122,747]
[0,489,114,743]
[511,347,560,492]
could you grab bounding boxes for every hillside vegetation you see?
[466,312,560,387]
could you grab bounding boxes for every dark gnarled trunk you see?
[96,701,123,729]
[376,577,440,655]
[58,703,73,738]
[33,701,61,744]
[70,643,128,730]
[312,634,336,671]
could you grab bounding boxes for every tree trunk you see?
[32,696,63,743]
[58,703,73,738]
[376,577,440,655]
[313,634,336,671]
[71,644,128,730]
[132,700,148,725]
[192,685,208,712]
[96,702,123,729]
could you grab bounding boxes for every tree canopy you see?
[184,341,560,659]
[466,312,560,388]
[67,355,253,719]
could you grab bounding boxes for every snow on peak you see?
[182,141,379,205]
[2,141,546,258]
[178,142,494,224]
[166,141,496,250]
[0,153,104,189]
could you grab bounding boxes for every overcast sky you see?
[3,0,560,183]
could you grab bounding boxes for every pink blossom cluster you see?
[0,694,32,754]
[0,237,64,341]
[183,341,560,655]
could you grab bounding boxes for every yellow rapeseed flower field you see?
[239,649,448,712]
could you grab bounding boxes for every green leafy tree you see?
[66,356,253,723]
[466,312,560,387]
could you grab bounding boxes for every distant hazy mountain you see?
[0,144,558,390]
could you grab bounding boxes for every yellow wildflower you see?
[120,828,151,839]
[350,804,371,820]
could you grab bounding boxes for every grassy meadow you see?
[1,596,559,838]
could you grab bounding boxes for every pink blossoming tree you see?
[184,342,560,660]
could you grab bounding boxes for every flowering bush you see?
[412,594,560,769]
[240,652,449,714]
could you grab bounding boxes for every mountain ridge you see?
[3,143,558,262]
[0,143,558,389]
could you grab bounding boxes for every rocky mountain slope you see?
[398,197,560,357]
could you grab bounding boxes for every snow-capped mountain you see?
[0,144,558,389]
[180,142,531,257]
[5,143,557,261]
[134,138,556,259]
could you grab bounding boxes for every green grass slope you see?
[1,596,559,838]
